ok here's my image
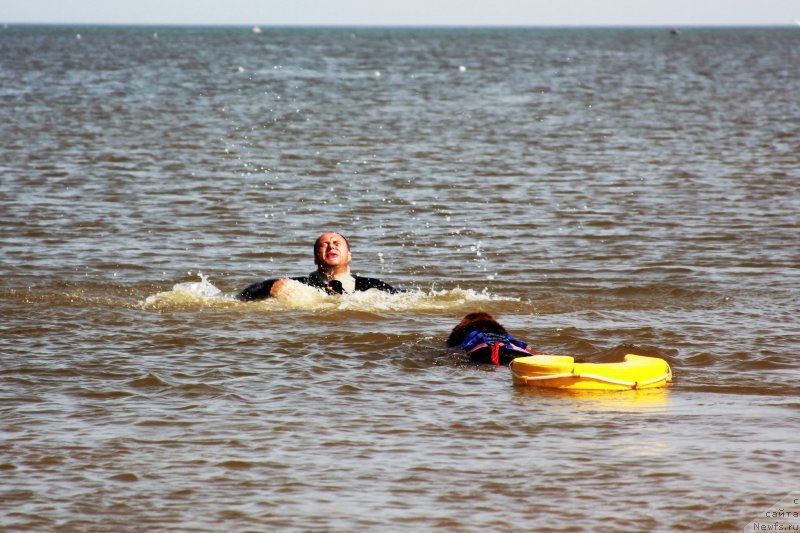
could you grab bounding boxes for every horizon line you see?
[3,21,797,29]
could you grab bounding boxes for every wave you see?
[141,273,225,308]
[140,273,520,313]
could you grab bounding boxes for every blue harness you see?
[460,331,530,366]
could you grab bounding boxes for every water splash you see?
[142,273,223,308]
[140,274,517,313]
[333,287,517,312]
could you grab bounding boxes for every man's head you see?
[314,232,352,270]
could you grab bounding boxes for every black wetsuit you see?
[237,275,401,301]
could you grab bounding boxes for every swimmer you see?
[237,232,401,301]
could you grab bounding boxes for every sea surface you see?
[1,25,799,532]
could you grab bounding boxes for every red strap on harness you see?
[465,340,533,365]
[490,343,501,366]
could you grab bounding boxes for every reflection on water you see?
[513,383,672,412]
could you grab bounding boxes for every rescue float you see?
[509,353,672,390]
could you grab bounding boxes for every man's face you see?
[315,233,351,268]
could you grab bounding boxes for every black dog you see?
[447,312,537,365]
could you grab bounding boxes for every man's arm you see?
[354,276,403,294]
[237,276,317,301]
[236,279,278,301]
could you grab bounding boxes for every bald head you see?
[314,232,352,273]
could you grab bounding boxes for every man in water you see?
[237,232,401,301]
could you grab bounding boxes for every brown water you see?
[1,25,799,532]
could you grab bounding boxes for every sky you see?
[3,0,798,27]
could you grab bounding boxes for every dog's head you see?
[447,311,508,347]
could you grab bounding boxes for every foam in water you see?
[141,274,517,312]
[142,273,223,308]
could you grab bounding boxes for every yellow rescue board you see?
[509,354,672,390]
